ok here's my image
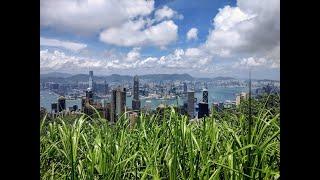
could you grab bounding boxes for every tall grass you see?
[40,99,280,179]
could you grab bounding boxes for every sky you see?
[40,0,280,80]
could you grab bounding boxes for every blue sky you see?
[40,0,279,80]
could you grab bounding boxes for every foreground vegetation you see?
[40,95,280,179]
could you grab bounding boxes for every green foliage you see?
[40,96,280,180]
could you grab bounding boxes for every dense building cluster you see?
[41,71,280,122]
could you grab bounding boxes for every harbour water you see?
[40,86,248,111]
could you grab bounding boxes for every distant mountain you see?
[40,72,72,78]
[40,73,195,83]
[141,73,193,81]
[40,73,243,84]
[212,76,236,81]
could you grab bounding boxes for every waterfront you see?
[41,86,248,111]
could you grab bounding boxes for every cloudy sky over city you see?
[40,0,280,80]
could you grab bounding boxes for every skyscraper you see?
[133,75,139,100]
[198,102,209,118]
[132,75,141,111]
[109,87,127,122]
[89,70,93,90]
[187,91,195,119]
[116,87,126,117]
[202,88,208,103]
[86,88,94,103]
[110,89,117,122]
[183,82,187,94]
[198,88,209,118]
[236,95,241,106]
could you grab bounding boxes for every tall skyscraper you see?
[202,88,208,103]
[133,75,139,100]
[183,82,187,94]
[187,91,195,119]
[110,89,117,122]
[198,102,209,118]
[116,87,126,117]
[198,88,209,118]
[110,87,127,122]
[132,75,141,111]
[89,70,93,89]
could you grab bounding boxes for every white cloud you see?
[186,28,198,41]
[233,56,279,69]
[40,46,213,74]
[40,50,105,73]
[185,48,201,57]
[40,49,143,73]
[40,37,87,51]
[41,0,154,34]
[41,0,181,48]
[126,47,141,62]
[239,57,267,67]
[40,0,279,78]
[205,0,279,61]
[99,19,178,47]
[154,5,183,22]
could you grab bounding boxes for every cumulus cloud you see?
[40,49,146,74]
[41,0,181,48]
[40,0,279,77]
[233,56,279,69]
[154,5,183,22]
[126,47,141,62]
[41,0,154,34]
[40,37,87,51]
[203,0,279,66]
[99,19,178,47]
[186,28,198,41]
[40,46,213,75]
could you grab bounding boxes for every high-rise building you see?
[187,91,195,119]
[198,88,209,118]
[116,87,126,117]
[202,88,208,103]
[58,96,66,112]
[86,87,94,104]
[132,75,141,111]
[236,95,241,106]
[133,75,139,100]
[198,102,209,118]
[110,87,127,122]
[183,82,188,94]
[89,70,94,90]
[110,89,117,122]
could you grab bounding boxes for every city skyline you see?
[40,71,280,81]
[41,0,280,80]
